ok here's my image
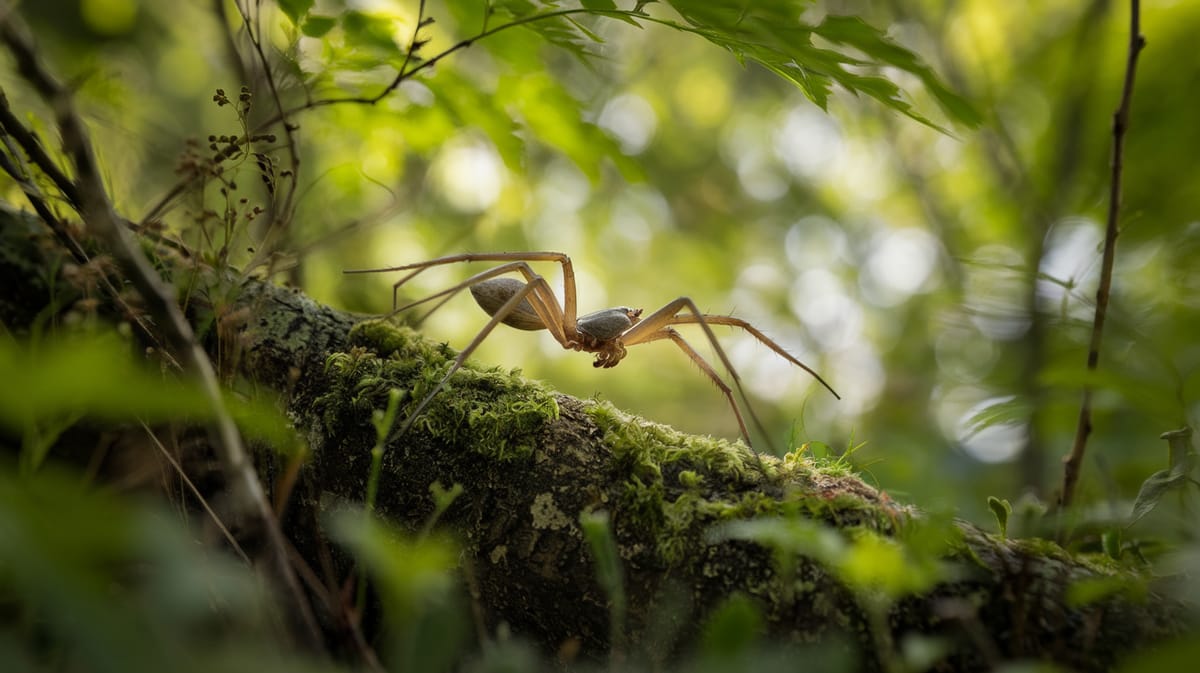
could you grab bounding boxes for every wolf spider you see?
[345,252,839,451]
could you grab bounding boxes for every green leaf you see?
[1066,573,1146,608]
[497,72,642,182]
[987,496,1012,539]
[813,15,981,128]
[485,0,600,63]
[0,469,290,673]
[580,510,625,605]
[658,0,977,130]
[330,510,458,615]
[424,481,465,533]
[1102,529,1122,560]
[1128,463,1193,526]
[713,517,846,565]
[278,0,314,24]
[700,593,763,656]
[422,69,526,172]
[962,396,1030,438]
[0,333,211,471]
[0,332,208,427]
[1160,427,1194,470]
[342,10,404,60]
[301,14,338,38]
[838,531,941,598]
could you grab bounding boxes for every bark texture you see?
[0,205,1188,672]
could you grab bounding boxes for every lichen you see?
[311,319,559,462]
[489,545,508,564]
[530,492,573,531]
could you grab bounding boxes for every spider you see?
[344,251,839,451]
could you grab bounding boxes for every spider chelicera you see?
[344,251,839,451]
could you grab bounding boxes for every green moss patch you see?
[312,320,559,462]
[582,400,906,565]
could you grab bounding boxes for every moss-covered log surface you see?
[0,206,1188,672]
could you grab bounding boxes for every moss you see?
[1009,536,1129,576]
[583,398,761,483]
[312,319,559,462]
[583,400,907,566]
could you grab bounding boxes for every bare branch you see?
[1059,0,1146,510]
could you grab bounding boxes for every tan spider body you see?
[345,251,838,450]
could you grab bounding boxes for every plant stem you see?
[1059,0,1145,510]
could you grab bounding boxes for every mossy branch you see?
[0,205,1187,673]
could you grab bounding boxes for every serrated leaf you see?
[485,0,601,63]
[813,15,982,128]
[567,16,606,44]
[658,0,976,131]
[301,15,337,38]
[492,0,539,15]
[581,0,642,26]
[278,0,314,24]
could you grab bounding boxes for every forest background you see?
[2,0,1199,671]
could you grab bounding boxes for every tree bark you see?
[0,205,1187,672]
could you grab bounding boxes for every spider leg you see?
[344,251,580,328]
[386,262,570,346]
[627,305,839,400]
[635,327,762,446]
[623,298,779,452]
[388,278,552,442]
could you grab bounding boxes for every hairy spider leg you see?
[344,251,580,330]
[388,275,557,443]
[652,314,840,400]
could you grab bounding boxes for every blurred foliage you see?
[0,468,340,673]
[3,0,1200,671]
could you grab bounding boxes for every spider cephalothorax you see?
[573,306,642,368]
[346,252,838,451]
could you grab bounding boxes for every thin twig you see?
[0,89,81,208]
[1059,0,1145,510]
[0,11,324,648]
[141,422,252,565]
[141,6,648,222]
[231,0,301,247]
[0,97,176,359]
